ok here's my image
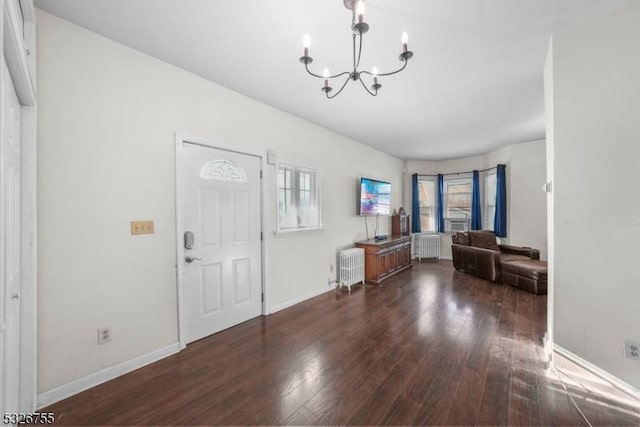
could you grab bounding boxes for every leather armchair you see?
[452,244,502,282]
[451,231,540,282]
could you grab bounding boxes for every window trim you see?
[276,162,322,233]
[484,172,497,231]
[417,177,436,232]
[443,176,472,233]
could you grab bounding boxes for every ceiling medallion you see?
[299,0,414,99]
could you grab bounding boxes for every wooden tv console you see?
[355,235,412,285]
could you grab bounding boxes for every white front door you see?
[181,142,263,343]
[0,55,22,417]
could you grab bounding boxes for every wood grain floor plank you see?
[379,395,423,426]
[441,366,487,426]
[282,406,319,426]
[348,361,418,425]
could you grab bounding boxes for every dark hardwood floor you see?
[44,260,640,426]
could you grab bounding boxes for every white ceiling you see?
[35,0,638,160]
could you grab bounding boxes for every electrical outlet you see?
[98,327,112,345]
[623,339,640,360]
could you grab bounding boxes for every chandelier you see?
[299,0,414,99]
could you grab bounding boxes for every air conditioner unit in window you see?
[447,218,469,232]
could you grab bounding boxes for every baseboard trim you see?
[553,344,640,399]
[37,342,180,409]
[270,286,334,314]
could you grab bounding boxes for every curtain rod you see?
[416,165,504,178]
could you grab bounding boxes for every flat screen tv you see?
[359,177,391,216]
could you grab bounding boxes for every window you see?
[277,163,320,231]
[484,172,497,231]
[200,159,248,183]
[444,178,471,232]
[417,178,435,231]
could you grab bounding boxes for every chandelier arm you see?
[358,75,378,96]
[326,76,351,99]
[305,63,350,80]
[355,33,363,70]
[360,60,408,78]
[352,33,357,70]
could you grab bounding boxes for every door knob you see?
[185,256,202,263]
[11,292,20,300]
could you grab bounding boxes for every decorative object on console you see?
[391,207,410,236]
[299,0,414,98]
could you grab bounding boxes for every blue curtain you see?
[411,174,421,233]
[471,170,482,230]
[436,174,444,233]
[494,164,507,237]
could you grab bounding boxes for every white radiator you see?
[339,248,365,292]
[413,233,440,260]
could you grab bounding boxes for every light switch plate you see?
[267,150,277,165]
[131,220,154,235]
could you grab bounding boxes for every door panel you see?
[233,258,251,305]
[200,263,223,315]
[233,191,250,243]
[200,189,221,247]
[182,143,262,343]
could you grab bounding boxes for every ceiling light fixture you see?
[299,0,414,99]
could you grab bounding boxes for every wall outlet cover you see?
[623,339,640,360]
[98,327,112,345]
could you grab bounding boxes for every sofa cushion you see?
[499,253,531,264]
[469,231,499,251]
[454,232,470,245]
[502,259,548,280]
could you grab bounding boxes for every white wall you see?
[546,4,640,390]
[36,10,403,394]
[505,141,547,256]
[405,140,547,260]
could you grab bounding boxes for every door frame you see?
[1,0,37,413]
[174,133,267,349]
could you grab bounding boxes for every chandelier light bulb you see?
[356,1,365,23]
[323,68,330,78]
[401,31,409,44]
[302,34,311,58]
[372,66,379,76]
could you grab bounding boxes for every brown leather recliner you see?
[451,230,540,282]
